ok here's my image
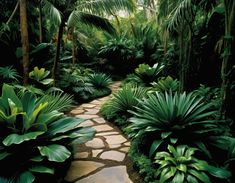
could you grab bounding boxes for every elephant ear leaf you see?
[3,132,45,146]
[38,144,71,162]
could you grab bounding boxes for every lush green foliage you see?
[29,66,53,86]
[135,63,165,86]
[0,66,20,84]
[151,76,179,93]
[101,84,148,126]
[127,91,226,157]
[0,84,95,182]
[88,73,112,89]
[155,144,231,183]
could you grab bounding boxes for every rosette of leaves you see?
[127,91,227,158]
[155,145,231,183]
[0,84,95,182]
[29,66,53,86]
[135,63,165,86]
[151,76,179,93]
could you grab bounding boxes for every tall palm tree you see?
[19,0,30,85]
[43,0,135,85]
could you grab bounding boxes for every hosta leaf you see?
[40,79,54,85]
[3,132,44,146]
[204,164,231,179]
[17,171,35,183]
[172,172,185,183]
[188,169,211,183]
[29,166,54,174]
[48,117,85,136]
[38,144,71,162]
[149,139,163,157]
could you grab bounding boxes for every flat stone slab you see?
[85,138,105,148]
[92,150,103,157]
[100,150,125,162]
[105,135,127,145]
[76,114,100,119]
[70,109,85,115]
[124,142,131,146]
[65,161,104,182]
[75,166,133,183]
[93,125,113,132]
[74,152,89,159]
[119,147,130,153]
[93,117,106,124]
[77,120,94,127]
[80,104,97,108]
[84,109,99,115]
[96,132,119,136]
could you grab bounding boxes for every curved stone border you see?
[65,82,138,183]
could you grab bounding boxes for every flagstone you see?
[124,142,131,146]
[93,125,113,132]
[105,135,127,145]
[119,147,130,153]
[77,120,94,127]
[100,151,125,162]
[70,109,85,115]
[80,104,97,108]
[93,117,106,124]
[76,114,100,119]
[84,109,99,115]
[96,132,119,136]
[75,166,132,183]
[85,138,105,148]
[65,161,104,182]
[74,152,89,159]
[92,149,103,157]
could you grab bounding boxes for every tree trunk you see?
[72,28,76,65]
[178,26,185,92]
[19,0,30,85]
[220,0,235,118]
[52,20,64,86]
[38,1,43,43]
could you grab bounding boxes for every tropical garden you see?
[0,0,234,182]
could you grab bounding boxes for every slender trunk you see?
[52,20,64,86]
[178,26,184,92]
[72,28,76,65]
[220,0,235,118]
[38,1,43,43]
[6,1,19,25]
[19,0,30,85]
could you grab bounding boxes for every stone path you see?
[64,82,140,183]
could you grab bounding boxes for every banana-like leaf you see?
[38,144,71,162]
[3,132,45,146]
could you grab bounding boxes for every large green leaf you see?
[47,117,84,136]
[149,139,163,157]
[3,132,44,146]
[16,171,35,183]
[29,166,54,174]
[38,144,71,162]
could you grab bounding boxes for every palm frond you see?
[42,0,62,26]
[76,0,136,15]
[68,11,116,34]
[168,0,193,31]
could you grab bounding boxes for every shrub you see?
[0,84,95,182]
[151,76,179,93]
[100,84,148,126]
[135,63,165,86]
[155,144,231,183]
[127,91,227,157]
[0,66,20,84]
[88,73,112,89]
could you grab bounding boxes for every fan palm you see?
[42,0,135,84]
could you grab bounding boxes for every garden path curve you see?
[64,82,141,183]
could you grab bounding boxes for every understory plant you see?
[0,84,95,182]
[100,84,148,127]
[151,76,179,93]
[155,145,231,183]
[135,63,165,86]
[127,91,227,158]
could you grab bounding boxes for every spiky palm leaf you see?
[42,0,61,26]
